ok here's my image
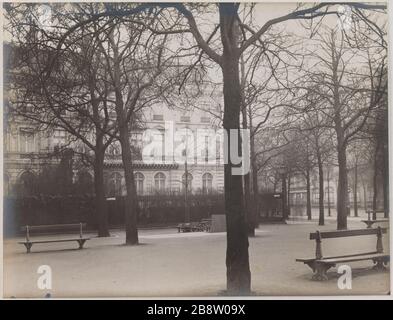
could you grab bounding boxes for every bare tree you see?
[5,4,121,236]
[16,1,387,294]
[295,23,386,229]
[93,13,175,244]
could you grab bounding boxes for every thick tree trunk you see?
[120,137,139,245]
[90,79,110,238]
[306,169,312,220]
[241,86,254,237]
[244,172,254,236]
[250,111,259,224]
[382,146,389,218]
[116,102,139,245]
[113,42,139,245]
[251,158,259,225]
[336,144,348,229]
[287,174,291,216]
[353,162,358,217]
[248,107,259,228]
[317,154,324,226]
[332,46,348,229]
[362,181,368,212]
[94,150,110,237]
[327,168,331,217]
[221,50,251,294]
[372,142,380,220]
[282,173,288,219]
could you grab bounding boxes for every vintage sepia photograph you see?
[1,1,390,299]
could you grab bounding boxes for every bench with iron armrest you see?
[366,210,388,220]
[19,223,90,253]
[296,227,389,281]
[361,210,389,228]
[361,218,389,229]
[177,222,203,233]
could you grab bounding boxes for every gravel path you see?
[3,219,390,298]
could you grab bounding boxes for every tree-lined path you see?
[4,220,389,298]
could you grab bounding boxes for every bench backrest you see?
[366,210,387,220]
[21,223,86,241]
[310,227,387,240]
[309,227,387,259]
[21,223,86,232]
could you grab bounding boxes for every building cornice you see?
[104,161,179,170]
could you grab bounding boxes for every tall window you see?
[108,143,121,156]
[134,172,144,195]
[153,130,165,162]
[130,132,143,160]
[202,173,213,194]
[204,136,209,162]
[216,135,223,164]
[182,173,193,193]
[53,129,66,145]
[154,172,166,191]
[19,128,35,153]
[108,172,122,196]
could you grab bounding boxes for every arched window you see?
[182,173,193,193]
[153,129,165,162]
[108,172,122,196]
[18,171,37,196]
[19,128,36,153]
[134,172,144,195]
[202,173,213,194]
[154,172,166,191]
[108,143,120,156]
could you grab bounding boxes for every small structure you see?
[258,192,285,223]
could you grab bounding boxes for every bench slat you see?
[21,223,87,232]
[317,253,389,264]
[296,251,380,263]
[19,237,91,244]
[310,227,387,240]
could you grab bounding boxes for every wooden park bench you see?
[362,210,389,228]
[361,218,389,229]
[177,219,212,233]
[296,227,389,281]
[177,222,203,233]
[19,223,90,253]
[200,218,212,232]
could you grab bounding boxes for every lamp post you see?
[327,167,331,217]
